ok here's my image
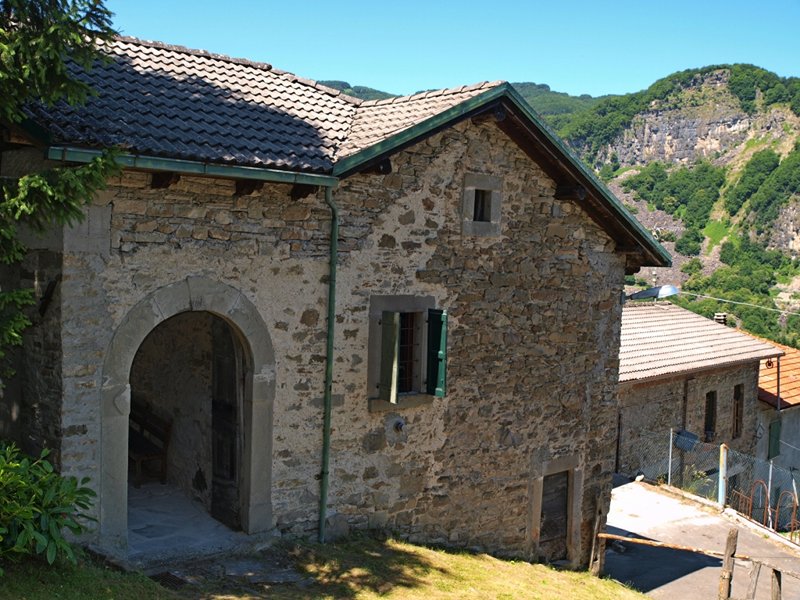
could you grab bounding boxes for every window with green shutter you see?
[426,309,447,397]
[371,302,448,405]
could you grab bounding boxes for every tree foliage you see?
[724,149,780,215]
[0,0,117,375]
[748,142,800,234]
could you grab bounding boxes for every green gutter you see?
[47,146,338,187]
[318,185,338,542]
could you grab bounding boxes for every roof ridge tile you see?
[359,80,505,107]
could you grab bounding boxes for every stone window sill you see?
[368,394,434,413]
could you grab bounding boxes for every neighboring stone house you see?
[750,337,800,470]
[0,37,671,566]
[617,302,783,475]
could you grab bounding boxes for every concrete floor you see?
[127,482,274,569]
[605,479,800,600]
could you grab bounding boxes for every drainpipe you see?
[777,356,782,413]
[318,185,338,542]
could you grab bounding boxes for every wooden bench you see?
[128,405,172,488]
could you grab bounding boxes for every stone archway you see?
[98,277,275,556]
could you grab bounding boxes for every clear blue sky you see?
[106,0,800,98]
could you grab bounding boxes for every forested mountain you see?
[326,66,800,347]
[557,65,800,347]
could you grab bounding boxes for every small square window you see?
[462,173,502,236]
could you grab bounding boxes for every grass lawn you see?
[1,537,646,599]
[0,557,173,600]
[703,219,730,253]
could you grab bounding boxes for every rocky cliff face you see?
[595,70,798,170]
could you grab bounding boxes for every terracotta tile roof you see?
[740,335,800,409]
[23,37,501,174]
[339,82,504,158]
[26,37,359,173]
[619,303,783,383]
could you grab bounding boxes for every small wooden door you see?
[539,471,569,561]
[210,318,242,530]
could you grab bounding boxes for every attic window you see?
[473,189,492,222]
[462,173,502,236]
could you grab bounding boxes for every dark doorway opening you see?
[128,311,243,533]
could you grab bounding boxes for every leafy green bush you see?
[681,258,703,275]
[0,443,95,574]
[675,228,704,255]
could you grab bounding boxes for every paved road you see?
[605,480,800,600]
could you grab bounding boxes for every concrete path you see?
[605,480,800,599]
[127,483,275,569]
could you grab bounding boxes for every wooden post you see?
[591,536,606,577]
[589,510,599,571]
[718,528,738,600]
[745,562,761,600]
[772,568,782,600]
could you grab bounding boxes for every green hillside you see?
[556,64,800,162]
[318,79,603,129]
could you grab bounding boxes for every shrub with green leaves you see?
[0,443,95,574]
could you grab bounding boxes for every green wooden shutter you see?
[426,308,447,397]
[768,418,782,459]
[378,311,400,402]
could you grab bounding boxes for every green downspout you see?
[318,185,338,542]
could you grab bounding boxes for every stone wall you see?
[0,148,64,461]
[618,363,761,475]
[46,118,627,566]
[756,403,800,470]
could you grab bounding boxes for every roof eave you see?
[47,146,339,186]
[619,350,785,386]
[498,86,671,269]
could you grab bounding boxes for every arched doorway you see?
[128,312,245,530]
[98,277,275,556]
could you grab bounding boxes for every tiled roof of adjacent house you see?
[619,303,783,383]
[23,37,502,174]
[740,335,800,409]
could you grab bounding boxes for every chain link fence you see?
[618,429,800,541]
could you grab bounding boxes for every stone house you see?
[0,37,671,566]
[617,302,783,476]
[749,336,800,470]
